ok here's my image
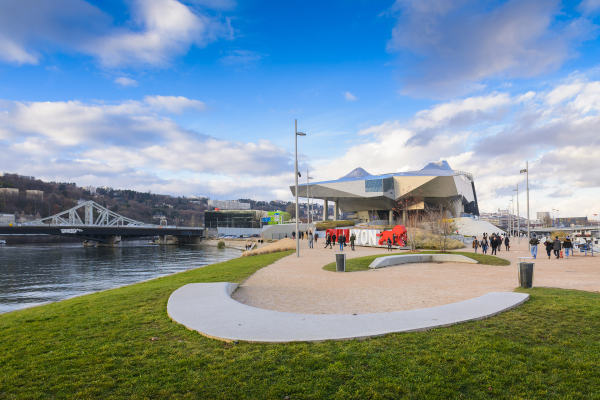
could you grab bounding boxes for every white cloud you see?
[114,77,138,87]
[143,95,207,113]
[0,96,298,199]
[388,0,599,97]
[343,92,358,101]
[0,0,233,68]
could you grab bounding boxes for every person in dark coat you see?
[497,235,502,252]
[472,237,479,253]
[314,232,318,243]
[481,237,488,254]
[338,233,344,251]
[505,236,510,251]
[387,237,392,251]
[332,233,337,248]
[350,233,356,251]
[490,234,498,255]
[544,238,554,259]
[563,236,573,259]
[553,236,562,259]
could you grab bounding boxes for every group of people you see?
[471,233,510,255]
[323,231,357,251]
[529,234,573,259]
[291,230,317,248]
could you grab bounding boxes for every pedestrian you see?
[563,235,572,259]
[350,232,356,251]
[392,233,397,246]
[292,231,295,240]
[553,236,562,259]
[529,234,539,259]
[544,238,554,259]
[472,237,479,253]
[481,237,488,254]
[497,235,502,252]
[324,233,330,249]
[490,234,497,255]
[300,231,304,240]
[339,233,344,250]
[332,233,337,248]
[505,236,510,251]
[314,232,319,243]
[308,231,313,249]
[387,237,392,251]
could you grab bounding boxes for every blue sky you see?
[1,0,600,217]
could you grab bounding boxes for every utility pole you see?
[514,184,520,244]
[520,161,530,248]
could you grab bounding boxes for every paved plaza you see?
[232,239,600,314]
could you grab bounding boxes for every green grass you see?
[314,220,355,230]
[323,250,511,272]
[1,252,599,398]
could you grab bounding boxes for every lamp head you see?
[520,169,527,173]
[296,132,306,136]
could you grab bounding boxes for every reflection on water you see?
[0,241,241,314]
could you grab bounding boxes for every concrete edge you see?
[167,283,530,343]
[368,254,479,269]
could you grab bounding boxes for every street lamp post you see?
[295,119,306,258]
[557,210,559,229]
[307,171,313,226]
[552,208,555,228]
[514,185,520,243]
[520,161,530,247]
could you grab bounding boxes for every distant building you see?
[1,173,35,180]
[556,216,588,227]
[0,214,15,225]
[26,190,44,201]
[83,186,97,195]
[0,188,19,196]
[208,200,251,210]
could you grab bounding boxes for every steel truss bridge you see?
[0,201,205,245]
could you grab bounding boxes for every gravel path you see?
[232,239,600,315]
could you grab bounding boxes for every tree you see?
[543,215,552,227]
[393,188,425,252]
[285,203,296,219]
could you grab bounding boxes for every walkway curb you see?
[167,283,529,343]
[368,254,478,269]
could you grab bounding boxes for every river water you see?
[0,242,241,314]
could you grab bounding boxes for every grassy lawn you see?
[323,251,511,272]
[1,251,599,398]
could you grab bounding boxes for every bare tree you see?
[393,189,425,252]
[423,205,457,252]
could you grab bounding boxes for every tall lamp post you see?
[295,119,306,258]
[556,210,559,229]
[514,185,520,243]
[520,162,530,247]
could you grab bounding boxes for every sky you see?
[1,0,600,218]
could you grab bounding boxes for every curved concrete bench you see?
[369,254,478,269]
[167,282,528,343]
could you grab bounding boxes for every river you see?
[0,242,241,314]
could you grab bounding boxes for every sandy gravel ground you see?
[232,239,600,315]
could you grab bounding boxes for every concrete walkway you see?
[167,282,529,342]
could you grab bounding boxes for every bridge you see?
[0,201,206,246]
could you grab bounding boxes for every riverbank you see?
[1,251,599,398]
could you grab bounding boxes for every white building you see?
[208,200,251,210]
[83,186,97,195]
[0,213,15,225]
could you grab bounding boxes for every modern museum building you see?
[290,161,479,223]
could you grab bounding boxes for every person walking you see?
[544,238,554,259]
[324,233,330,249]
[490,234,498,255]
[563,235,572,259]
[481,237,488,254]
[308,231,313,249]
[314,232,318,243]
[553,236,562,259]
[292,231,295,240]
[472,237,479,253]
[497,235,502,252]
[529,234,539,259]
[332,233,337,249]
[338,233,344,251]
[505,236,510,251]
[387,237,392,251]
[350,232,356,251]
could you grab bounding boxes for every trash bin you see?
[518,262,534,288]
[335,252,346,272]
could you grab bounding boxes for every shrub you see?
[315,220,355,230]
[217,240,225,249]
[242,238,296,257]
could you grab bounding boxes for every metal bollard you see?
[335,252,346,272]
[518,262,534,288]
